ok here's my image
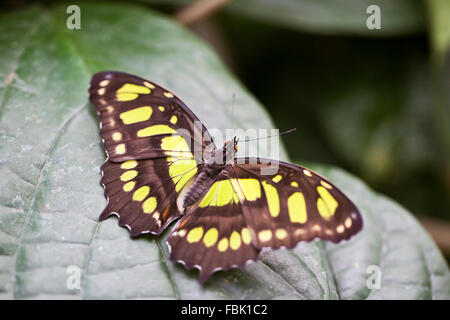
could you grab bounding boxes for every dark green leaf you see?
[227,0,425,36]
[145,0,425,36]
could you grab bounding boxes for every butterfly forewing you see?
[90,71,212,236]
[89,71,212,162]
[231,158,362,247]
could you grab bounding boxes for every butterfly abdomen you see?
[182,165,222,208]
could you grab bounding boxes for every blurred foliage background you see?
[2,0,449,257]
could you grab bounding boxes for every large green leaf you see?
[0,2,448,299]
[305,162,450,299]
[227,0,425,36]
[145,0,425,36]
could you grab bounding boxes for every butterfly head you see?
[220,136,238,164]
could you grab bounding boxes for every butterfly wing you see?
[167,172,260,283]
[167,157,362,283]
[229,158,363,248]
[90,71,213,235]
[99,156,198,236]
[89,71,213,162]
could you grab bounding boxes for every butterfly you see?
[89,71,363,284]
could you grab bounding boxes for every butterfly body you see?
[89,71,363,283]
[183,138,237,208]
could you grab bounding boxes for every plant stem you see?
[175,0,235,25]
[419,216,450,256]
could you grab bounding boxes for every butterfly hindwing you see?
[167,172,260,283]
[89,71,212,162]
[167,158,362,282]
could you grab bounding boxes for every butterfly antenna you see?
[242,128,296,142]
[231,93,236,137]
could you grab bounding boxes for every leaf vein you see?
[156,239,181,300]
[12,103,87,298]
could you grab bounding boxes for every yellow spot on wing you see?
[120,160,137,169]
[199,181,220,207]
[262,181,279,217]
[99,80,109,87]
[287,192,307,223]
[291,181,299,187]
[137,125,175,137]
[320,181,332,189]
[217,238,228,252]
[120,170,138,181]
[98,88,106,95]
[231,178,261,201]
[187,227,204,243]
[258,230,272,242]
[115,144,126,154]
[123,181,135,192]
[161,135,191,153]
[164,92,174,98]
[317,186,338,219]
[170,115,178,124]
[275,228,288,240]
[199,180,238,207]
[143,81,155,89]
[218,181,240,206]
[142,197,157,214]
[132,186,150,201]
[303,169,312,177]
[241,228,252,245]
[116,82,151,101]
[112,132,122,141]
[336,225,345,233]
[120,106,152,124]
[119,84,151,94]
[272,175,282,183]
[203,228,219,247]
[168,157,197,192]
[158,106,165,112]
[230,231,242,250]
[117,93,138,101]
[345,217,352,228]
[317,199,330,220]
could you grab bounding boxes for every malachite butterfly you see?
[89,71,363,283]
